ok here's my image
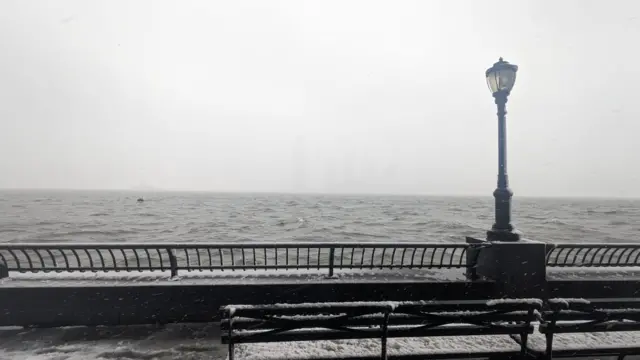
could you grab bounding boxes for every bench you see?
[536,298,640,360]
[220,299,542,360]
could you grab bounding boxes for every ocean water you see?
[1,190,639,360]
[0,190,639,244]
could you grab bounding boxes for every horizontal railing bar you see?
[8,243,638,249]
[2,242,639,250]
[179,264,467,270]
[0,242,470,249]
[547,265,634,268]
[7,265,336,271]
[5,264,469,271]
[10,267,162,272]
[0,242,470,250]
[549,244,640,248]
[186,265,331,270]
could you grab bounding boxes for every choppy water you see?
[0,323,221,360]
[1,190,639,244]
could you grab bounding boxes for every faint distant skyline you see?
[1,1,639,198]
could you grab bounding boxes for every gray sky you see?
[0,0,639,197]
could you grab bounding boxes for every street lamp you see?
[486,57,520,242]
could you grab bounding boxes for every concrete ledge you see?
[548,280,640,298]
[0,268,467,287]
[0,281,494,328]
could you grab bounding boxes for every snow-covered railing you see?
[546,243,640,267]
[0,242,470,278]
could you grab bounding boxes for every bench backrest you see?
[541,298,640,334]
[220,299,542,344]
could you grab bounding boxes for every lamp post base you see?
[466,237,546,298]
[487,229,521,242]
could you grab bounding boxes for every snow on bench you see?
[535,298,640,359]
[221,299,540,360]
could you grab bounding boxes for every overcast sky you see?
[0,0,639,197]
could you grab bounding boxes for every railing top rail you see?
[550,243,640,248]
[5,242,639,249]
[0,242,470,249]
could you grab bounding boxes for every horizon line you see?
[0,187,638,200]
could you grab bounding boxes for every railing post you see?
[167,249,178,278]
[0,262,8,279]
[328,247,335,277]
[465,237,482,281]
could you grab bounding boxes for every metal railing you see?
[0,242,470,278]
[3,241,636,278]
[546,243,640,267]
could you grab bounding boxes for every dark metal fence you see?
[0,242,470,277]
[3,242,639,279]
[546,243,640,267]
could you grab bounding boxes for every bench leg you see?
[381,312,390,360]
[545,333,553,360]
[229,342,235,360]
[519,333,528,359]
[381,336,387,360]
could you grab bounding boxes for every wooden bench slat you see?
[548,298,640,311]
[221,312,535,331]
[223,306,392,318]
[396,300,541,312]
[223,324,534,344]
[386,324,534,338]
[540,321,640,333]
[578,298,640,307]
[221,299,541,317]
[543,310,640,320]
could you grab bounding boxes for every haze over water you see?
[1,190,637,244]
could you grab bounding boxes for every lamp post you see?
[485,58,520,242]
